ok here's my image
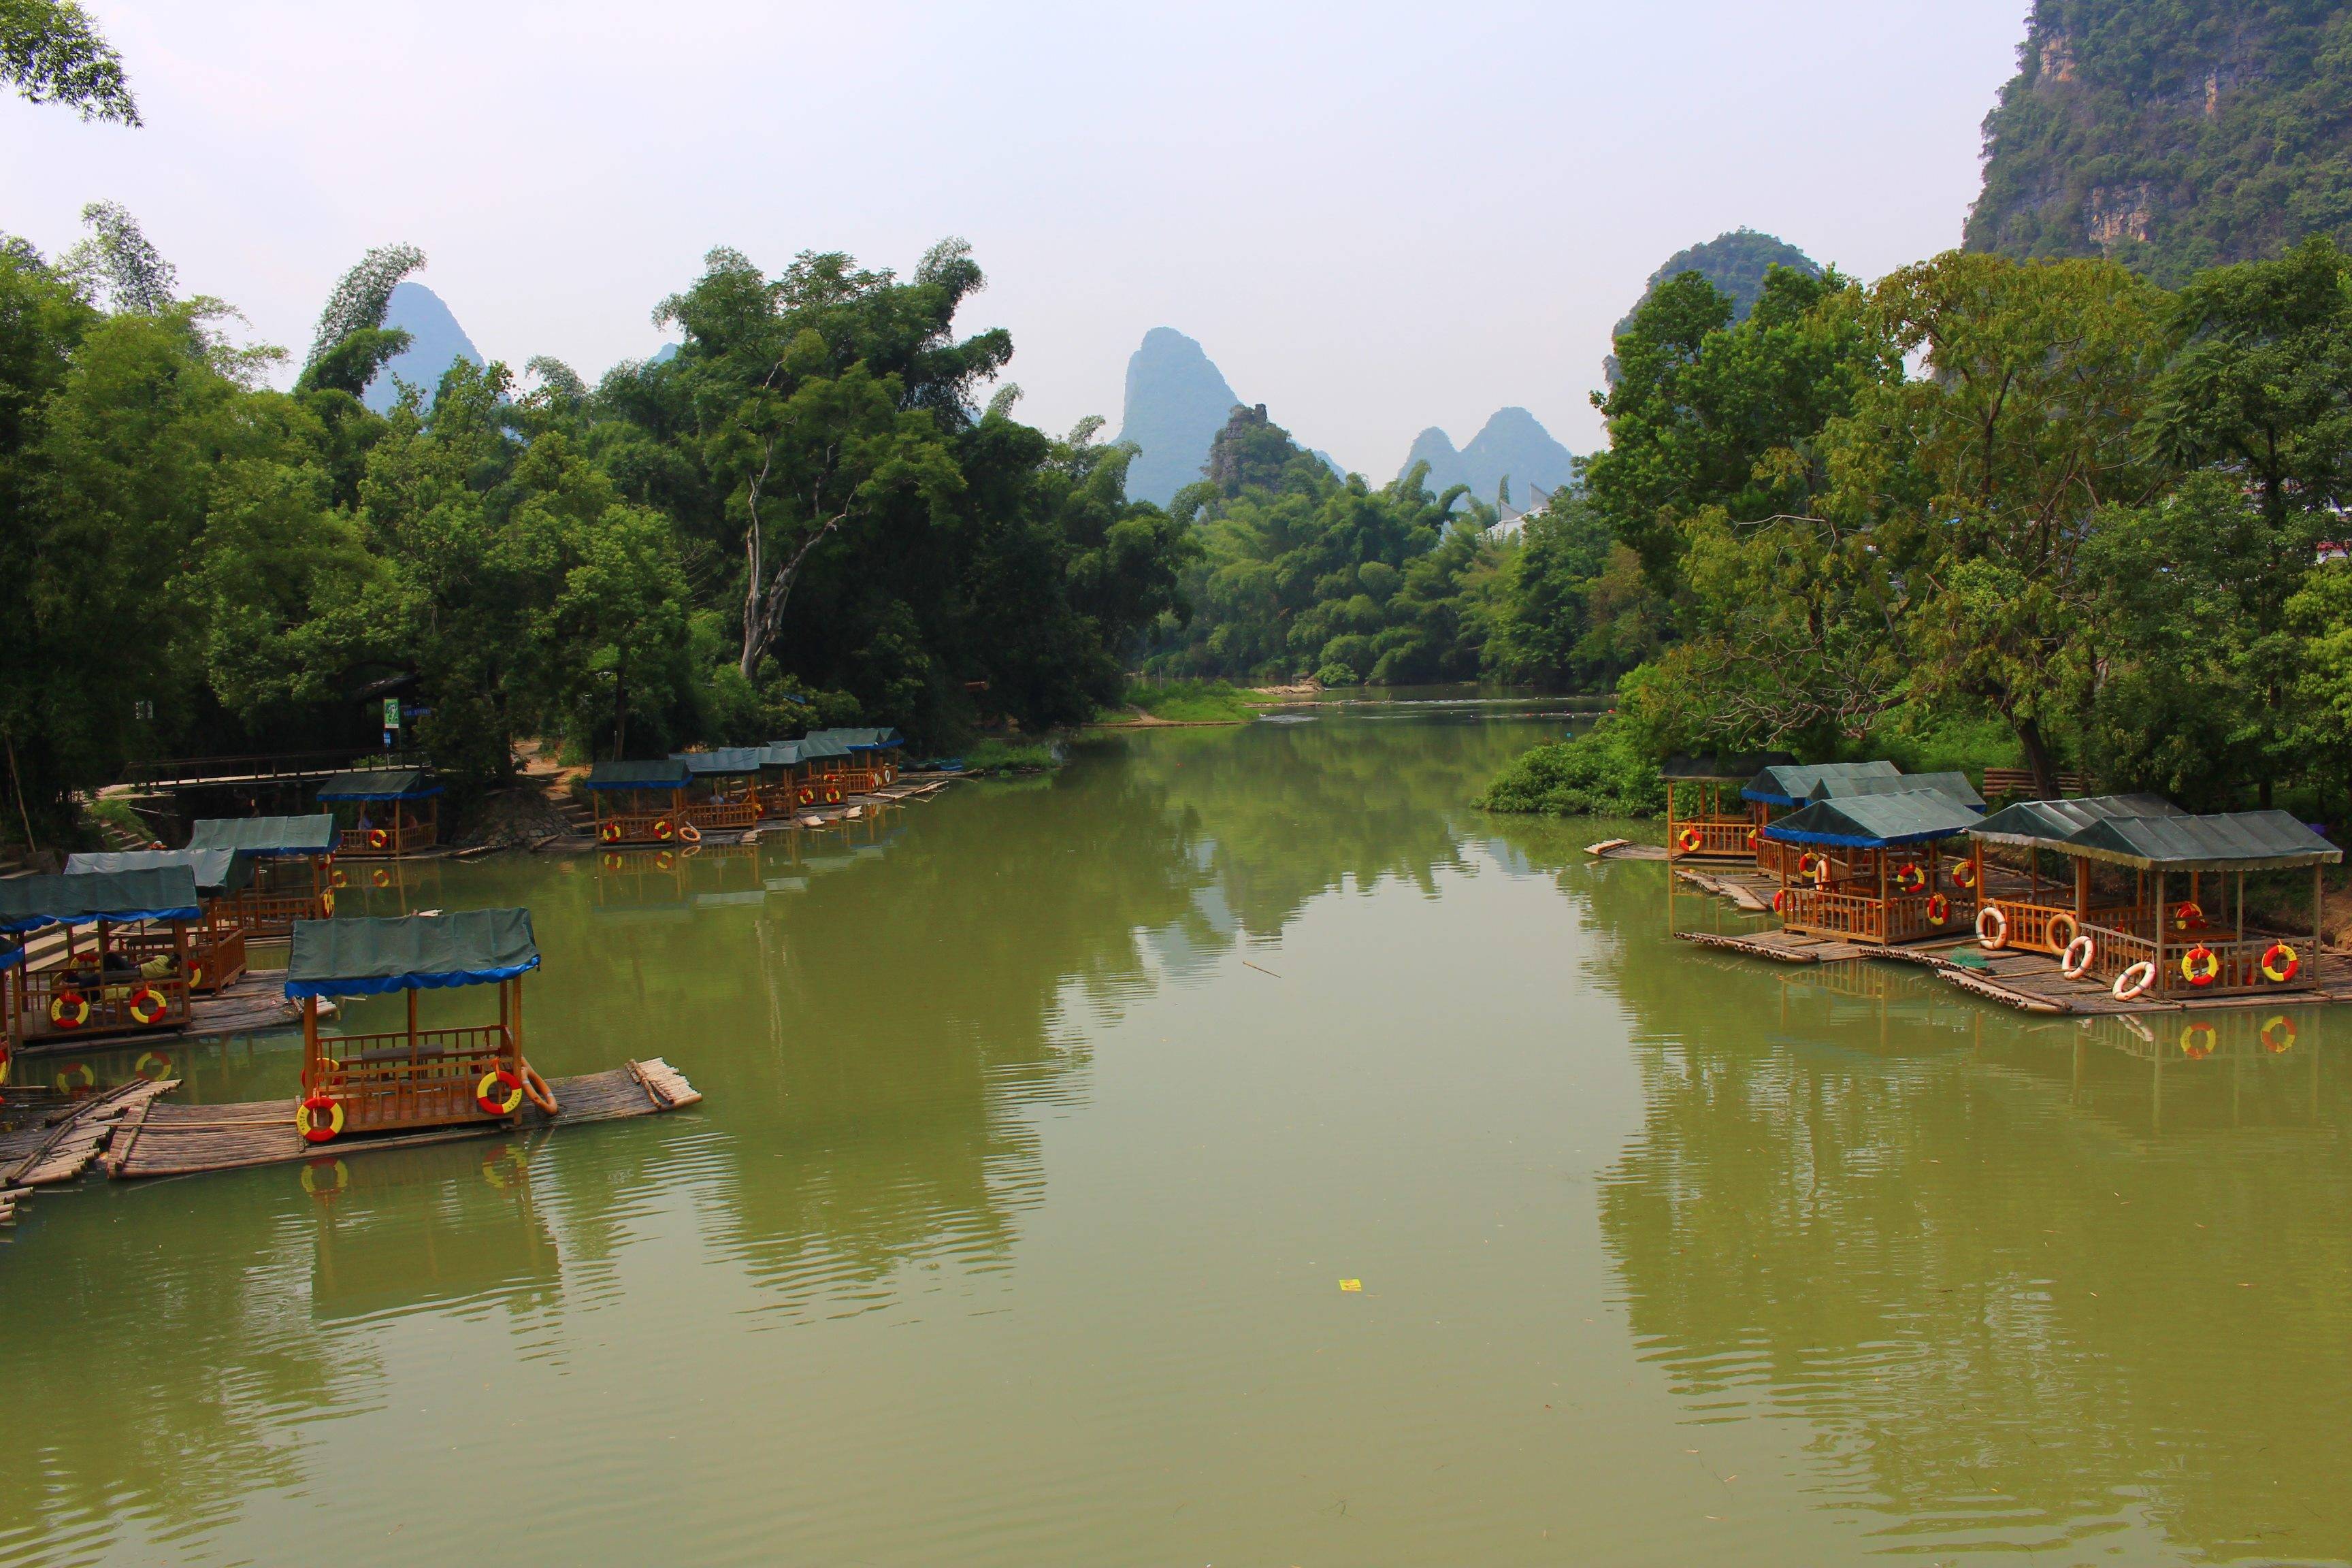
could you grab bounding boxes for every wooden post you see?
[2074,857,2088,922]
[1876,851,1888,943]
[1665,780,1678,854]
[302,994,318,1094]
[2154,869,2168,997]
[2316,862,2327,966]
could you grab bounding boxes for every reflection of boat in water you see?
[302,1133,564,1324]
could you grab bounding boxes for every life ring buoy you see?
[1771,887,1790,915]
[2061,933,2097,979]
[127,986,168,1026]
[2172,900,2204,934]
[187,960,206,990]
[371,867,391,889]
[52,1062,93,1093]
[2261,943,2300,983]
[823,784,843,805]
[0,1046,11,1088]
[2113,960,2157,1000]
[652,818,674,841]
[331,867,350,890]
[367,827,390,852]
[677,821,703,845]
[2261,1014,2298,1054]
[1746,826,1760,848]
[297,1094,344,1144]
[798,784,817,806]
[134,1050,172,1081]
[2179,1022,2218,1059]
[1676,827,1703,855]
[1926,893,1952,924]
[48,990,90,1029]
[600,821,622,844]
[1977,905,2008,951]
[522,1064,559,1115]
[1951,860,1978,890]
[2047,912,2079,952]
[2180,945,2221,988]
[476,1068,525,1117]
[300,1157,348,1197]
[1797,851,1823,878]
[1894,862,1927,894]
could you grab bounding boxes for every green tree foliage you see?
[1482,489,1662,691]
[1476,721,1665,817]
[1968,1,2352,283]
[1147,405,1501,685]
[0,0,137,124]
[0,224,1196,841]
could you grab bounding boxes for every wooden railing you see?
[2078,924,2313,996]
[340,818,437,858]
[310,1023,514,1135]
[1667,817,1755,860]
[685,800,762,832]
[225,889,329,940]
[17,967,189,1042]
[116,926,246,993]
[1780,887,1971,945]
[595,809,702,845]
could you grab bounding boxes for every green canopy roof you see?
[1663,751,1795,781]
[1763,790,1983,849]
[284,909,541,998]
[1970,794,2187,849]
[1805,770,1984,810]
[317,768,439,802]
[791,734,853,762]
[760,741,806,766]
[1743,760,1902,806]
[2062,810,2340,872]
[807,727,904,752]
[584,759,692,790]
[670,747,768,777]
[65,848,251,896]
[186,814,336,857]
[0,867,204,936]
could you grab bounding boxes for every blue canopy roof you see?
[284,909,542,998]
[1763,790,1983,849]
[0,867,206,936]
[0,944,22,974]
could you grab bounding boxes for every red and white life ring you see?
[2112,960,2157,1000]
[1976,905,2008,951]
[2061,933,2096,979]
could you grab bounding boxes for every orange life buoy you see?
[677,821,703,844]
[2261,943,2300,983]
[2180,945,2221,988]
[48,990,90,1029]
[2261,1015,2298,1054]
[476,1068,525,1117]
[522,1064,559,1115]
[2048,912,2079,952]
[296,1094,344,1144]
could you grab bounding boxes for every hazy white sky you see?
[4,1,2028,474]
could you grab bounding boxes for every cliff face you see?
[1967,1,2352,281]
[1116,327,1244,508]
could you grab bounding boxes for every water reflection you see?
[1488,816,2352,1562]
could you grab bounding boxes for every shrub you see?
[1479,721,1666,817]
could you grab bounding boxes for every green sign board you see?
[382,698,402,729]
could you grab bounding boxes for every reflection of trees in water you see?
[1482,820,2352,1560]
[1122,718,1547,940]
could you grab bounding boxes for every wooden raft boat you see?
[103,1058,699,1180]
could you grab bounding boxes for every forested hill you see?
[1967,0,2352,281]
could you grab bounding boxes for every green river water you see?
[3,706,2349,1566]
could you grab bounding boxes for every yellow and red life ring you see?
[127,987,168,1026]
[1771,887,1790,915]
[0,1045,11,1088]
[1796,851,1823,879]
[52,1062,93,1093]
[1976,905,2008,951]
[296,1094,344,1144]
[2171,900,2204,934]
[187,960,206,990]
[331,867,351,890]
[2261,943,2300,983]
[798,783,817,806]
[2179,945,2221,988]
[1675,826,1703,855]
[823,784,844,805]
[1926,893,1952,924]
[2261,1014,2299,1054]
[476,1068,525,1117]
[368,827,390,852]
[1746,825,1760,848]
[2179,1021,2218,1059]
[1894,862,1927,894]
[1950,860,1978,890]
[48,990,90,1030]
[599,821,623,844]
[651,818,674,841]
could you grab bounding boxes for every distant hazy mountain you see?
[363,282,484,413]
[1395,408,1574,508]
[1116,327,1243,507]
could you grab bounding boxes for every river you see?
[3,706,2348,1566]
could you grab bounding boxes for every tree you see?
[0,0,137,124]
[58,201,174,312]
[297,244,424,398]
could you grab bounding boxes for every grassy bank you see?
[1113,681,1263,724]
[962,738,1062,775]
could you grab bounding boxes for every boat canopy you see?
[1803,770,1985,811]
[1762,790,1984,849]
[65,848,252,896]
[0,867,205,936]
[583,759,692,791]
[1662,751,1795,782]
[2031,809,2340,873]
[0,944,21,973]
[805,727,904,753]
[1969,794,2189,850]
[284,909,542,999]
[790,734,853,762]
[760,741,806,767]
[186,813,337,857]
[1742,760,1903,806]
[317,768,441,802]
[670,747,769,778]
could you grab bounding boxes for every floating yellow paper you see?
[1339,1278,1362,1292]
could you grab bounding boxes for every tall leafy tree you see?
[0,0,137,124]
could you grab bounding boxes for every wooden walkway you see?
[11,972,314,1058]
[105,1058,700,1180]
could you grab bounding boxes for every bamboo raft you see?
[0,1081,177,1220]
[104,1058,700,1179]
